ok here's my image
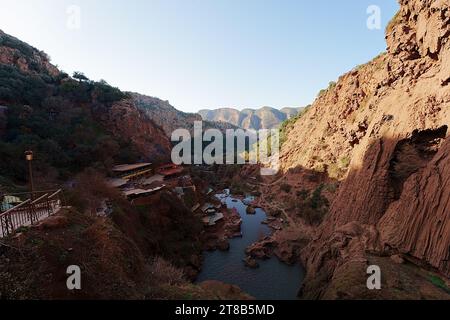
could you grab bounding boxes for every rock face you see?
[105,99,172,161]
[199,106,303,130]
[132,93,203,136]
[277,0,450,297]
[379,135,450,276]
[199,280,254,300]
[0,30,59,76]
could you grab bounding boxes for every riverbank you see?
[243,184,312,267]
[195,190,305,300]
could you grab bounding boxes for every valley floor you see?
[246,170,450,300]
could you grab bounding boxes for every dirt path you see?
[256,183,297,228]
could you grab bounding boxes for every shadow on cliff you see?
[284,125,449,299]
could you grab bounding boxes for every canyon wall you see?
[278,0,449,295]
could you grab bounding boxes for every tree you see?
[72,71,89,83]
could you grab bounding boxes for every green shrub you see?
[279,105,311,146]
[296,189,309,200]
[93,80,128,103]
[0,65,50,106]
[429,275,450,293]
[339,156,350,169]
[280,183,292,193]
[296,184,329,225]
[317,81,337,98]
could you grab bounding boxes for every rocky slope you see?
[0,29,173,185]
[134,93,239,138]
[132,93,202,136]
[0,31,59,77]
[0,188,249,300]
[276,0,449,297]
[102,98,172,162]
[199,106,302,130]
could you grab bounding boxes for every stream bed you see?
[196,191,305,300]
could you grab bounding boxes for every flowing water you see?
[196,191,305,300]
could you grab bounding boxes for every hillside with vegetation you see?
[0,30,173,189]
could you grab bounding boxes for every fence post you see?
[46,195,51,217]
[4,214,11,236]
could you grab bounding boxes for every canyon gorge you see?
[0,0,449,300]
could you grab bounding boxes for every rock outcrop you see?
[0,30,59,76]
[132,93,203,136]
[277,0,450,297]
[105,99,172,161]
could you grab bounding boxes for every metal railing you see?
[0,189,63,238]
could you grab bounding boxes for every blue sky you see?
[0,0,399,113]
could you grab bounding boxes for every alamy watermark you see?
[367,5,381,30]
[66,265,81,290]
[367,265,381,290]
[171,121,280,176]
[66,5,82,30]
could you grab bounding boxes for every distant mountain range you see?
[132,94,239,137]
[198,107,303,130]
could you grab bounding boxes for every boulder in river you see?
[217,238,230,251]
[246,206,256,215]
[243,256,259,269]
[390,254,405,264]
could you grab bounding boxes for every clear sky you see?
[0,0,399,113]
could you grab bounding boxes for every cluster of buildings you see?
[107,162,184,201]
[105,162,225,227]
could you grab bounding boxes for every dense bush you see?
[148,257,186,286]
[296,184,329,225]
[0,65,51,106]
[0,64,137,183]
[280,183,292,193]
[93,80,129,103]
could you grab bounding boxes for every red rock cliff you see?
[278,0,449,296]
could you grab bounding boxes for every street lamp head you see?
[25,150,33,161]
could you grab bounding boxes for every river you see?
[196,191,305,300]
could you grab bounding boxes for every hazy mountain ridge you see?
[199,106,302,130]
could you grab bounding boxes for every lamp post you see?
[25,151,34,200]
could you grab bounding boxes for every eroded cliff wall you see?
[278,0,449,295]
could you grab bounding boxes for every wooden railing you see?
[0,189,63,238]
